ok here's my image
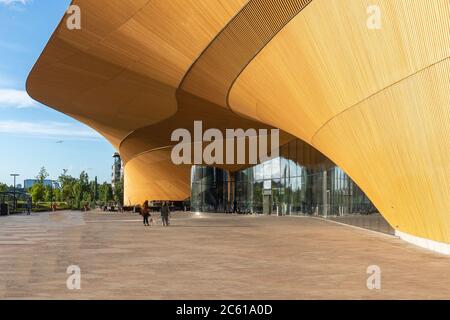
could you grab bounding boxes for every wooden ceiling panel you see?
[124,150,192,204]
[27,0,248,150]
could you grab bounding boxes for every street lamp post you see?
[10,173,20,212]
[50,181,53,212]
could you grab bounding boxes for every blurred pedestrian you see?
[141,200,151,226]
[161,202,170,227]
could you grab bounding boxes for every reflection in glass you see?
[191,138,378,217]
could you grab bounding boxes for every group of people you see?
[141,201,171,227]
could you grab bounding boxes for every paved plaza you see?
[1,211,450,299]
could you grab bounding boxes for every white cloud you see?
[0,0,31,5]
[0,120,102,141]
[0,89,36,108]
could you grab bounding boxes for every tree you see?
[113,176,124,206]
[58,169,76,207]
[91,176,98,203]
[56,169,114,210]
[72,181,82,209]
[44,185,53,202]
[53,188,61,202]
[82,191,91,205]
[30,167,49,204]
[100,182,113,205]
[77,171,90,208]
[36,166,49,183]
[0,182,7,193]
[30,183,45,203]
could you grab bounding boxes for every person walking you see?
[27,197,32,215]
[141,200,151,226]
[161,202,170,227]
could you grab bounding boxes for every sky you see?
[0,0,115,186]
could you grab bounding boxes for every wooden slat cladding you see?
[180,0,312,107]
[229,0,450,243]
[121,0,313,165]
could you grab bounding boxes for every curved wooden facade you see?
[27,0,449,243]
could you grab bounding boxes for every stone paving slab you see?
[0,211,450,299]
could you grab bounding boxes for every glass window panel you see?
[254,164,263,181]
[263,160,271,180]
[271,157,280,179]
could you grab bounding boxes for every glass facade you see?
[191,166,232,213]
[191,138,393,234]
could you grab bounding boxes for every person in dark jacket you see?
[141,200,151,226]
[161,202,170,227]
[27,197,32,215]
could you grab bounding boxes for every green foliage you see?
[73,171,91,209]
[79,171,89,191]
[28,167,117,211]
[30,183,45,203]
[58,169,77,206]
[0,182,7,193]
[32,202,70,212]
[36,166,49,183]
[91,176,98,202]
[72,181,82,209]
[113,176,124,206]
[44,185,53,202]
[28,167,48,204]
[99,182,113,204]
[53,188,61,202]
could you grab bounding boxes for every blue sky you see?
[0,0,115,186]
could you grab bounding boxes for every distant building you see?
[112,153,123,189]
[24,179,60,190]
